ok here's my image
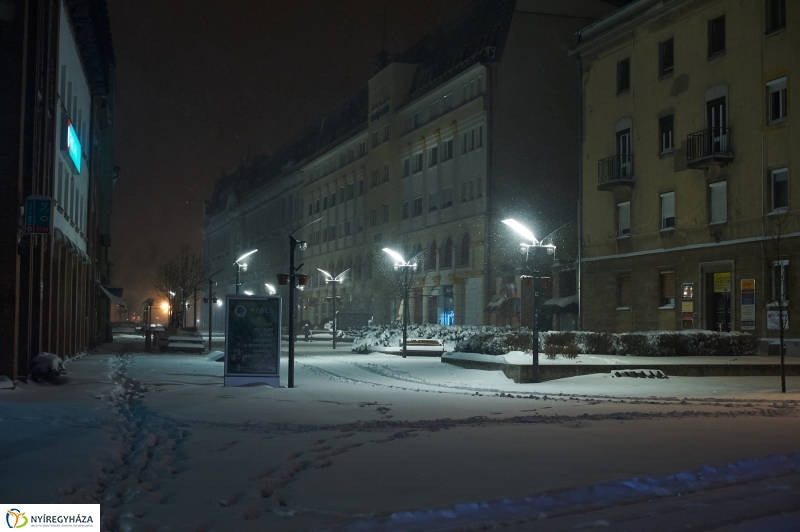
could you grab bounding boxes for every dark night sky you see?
[107,0,469,312]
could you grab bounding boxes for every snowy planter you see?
[349,324,533,355]
[30,352,66,382]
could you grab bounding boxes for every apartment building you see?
[576,0,798,342]
[204,0,617,329]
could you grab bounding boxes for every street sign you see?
[224,295,281,387]
[24,195,53,235]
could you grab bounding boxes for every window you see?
[358,179,364,196]
[403,116,413,133]
[414,153,423,173]
[347,148,355,163]
[358,141,366,157]
[660,270,676,307]
[383,163,389,182]
[429,146,438,167]
[308,202,313,216]
[443,92,453,111]
[766,0,786,34]
[339,222,344,238]
[346,220,352,236]
[458,233,470,267]
[370,208,377,227]
[659,38,674,77]
[383,123,389,142]
[469,130,475,150]
[371,169,378,187]
[414,110,423,128]
[403,158,410,177]
[330,193,336,207]
[461,133,467,154]
[618,273,631,308]
[428,191,438,212]
[402,201,409,219]
[709,181,727,224]
[441,187,453,208]
[617,58,630,94]
[708,15,725,57]
[461,182,467,203]
[477,177,483,197]
[429,100,439,119]
[413,196,423,216]
[443,139,453,160]
[661,192,675,229]
[476,126,482,148]
[322,227,328,243]
[315,199,320,213]
[469,179,474,200]
[660,115,674,153]
[771,168,789,211]
[442,237,453,268]
[371,130,379,148]
[382,204,389,224]
[618,201,631,237]
[357,216,364,233]
[772,259,789,303]
[768,77,787,123]
[329,225,336,240]
[426,241,437,271]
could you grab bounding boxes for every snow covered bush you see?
[538,329,758,357]
[31,352,65,382]
[349,324,533,354]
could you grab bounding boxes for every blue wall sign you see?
[24,195,53,235]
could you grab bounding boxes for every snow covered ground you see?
[448,350,800,366]
[1,337,799,531]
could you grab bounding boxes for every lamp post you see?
[234,249,258,294]
[501,219,556,384]
[264,283,276,295]
[318,268,349,349]
[382,248,421,358]
[279,217,321,389]
[205,269,224,351]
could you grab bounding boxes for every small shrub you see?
[562,343,580,359]
[543,344,558,360]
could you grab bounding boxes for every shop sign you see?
[61,117,82,174]
[741,279,755,330]
[224,295,281,387]
[24,195,53,235]
[713,272,731,293]
[767,310,788,330]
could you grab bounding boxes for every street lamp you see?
[264,283,276,295]
[234,249,258,294]
[318,268,349,349]
[501,218,556,383]
[382,248,421,358]
[279,217,321,388]
[204,268,224,350]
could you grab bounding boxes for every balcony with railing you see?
[597,154,635,191]
[686,127,733,168]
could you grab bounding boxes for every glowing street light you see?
[382,248,422,358]
[264,283,276,295]
[501,218,557,383]
[318,268,349,349]
[234,249,258,294]
[243,290,254,296]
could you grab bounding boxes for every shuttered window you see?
[618,201,631,237]
[618,274,631,308]
[710,181,727,224]
[661,192,675,229]
[661,270,676,306]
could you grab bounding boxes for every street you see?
[2,337,799,531]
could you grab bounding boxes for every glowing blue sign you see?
[61,118,81,174]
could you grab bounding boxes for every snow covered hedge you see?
[31,352,66,382]
[539,330,758,357]
[349,324,532,354]
[349,325,758,357]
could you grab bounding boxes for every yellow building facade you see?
[577,0,798,346]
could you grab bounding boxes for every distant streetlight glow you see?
[318,268,349,349]
[235,249,258,264]
[243,290,253,296]
[382,248,418,358]
[234,249,258,294]
[160,301,169,311]
[265,283,276,295]
[502,218,537,244]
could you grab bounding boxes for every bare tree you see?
[151,246,206,330]
[760,215,790,393]
[371,243,427,324]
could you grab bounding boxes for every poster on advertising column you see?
[740,279,755,330]
[224,295,281,387]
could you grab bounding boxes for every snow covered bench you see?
[401,338,445,352]
[167,335,205,353]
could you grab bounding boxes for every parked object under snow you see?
[30,352,66,382]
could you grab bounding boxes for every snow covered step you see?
[611,369,668,379]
